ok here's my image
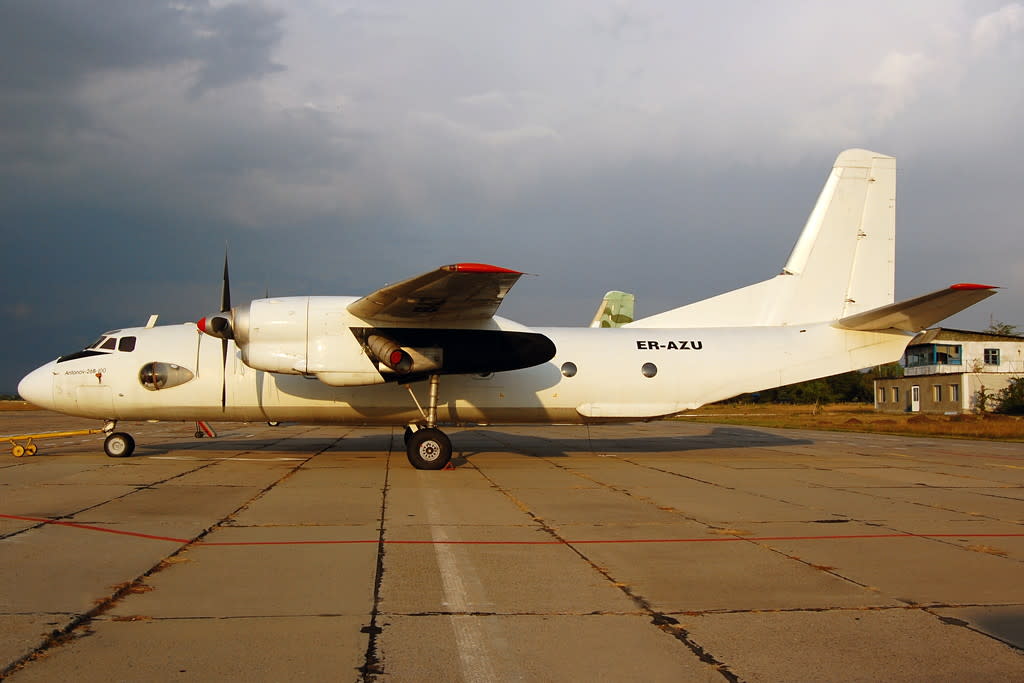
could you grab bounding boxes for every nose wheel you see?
[103,432,135,458]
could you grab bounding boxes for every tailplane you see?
[835,283,997,332]
[628,149,896,328]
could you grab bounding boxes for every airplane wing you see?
[835,284,997,333]
[347,263,524,322]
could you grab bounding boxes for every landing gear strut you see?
[403,375,452,470]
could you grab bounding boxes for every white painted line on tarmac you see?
[423,488,500,682]
[147,456,306,462]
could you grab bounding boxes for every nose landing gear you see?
[103,432,135,458]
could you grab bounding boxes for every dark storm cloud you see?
[0,0,287,202]
[0,0,283,92]
[189,3,285,95]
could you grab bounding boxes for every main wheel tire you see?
[104,432,135,458]
[406,428,452,470]
[12,444,25,457]
[403,425,415,446]
[24,443,37,456]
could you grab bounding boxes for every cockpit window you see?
[99,337,117,350]
[118,336,136,352]
[88,337,106,349]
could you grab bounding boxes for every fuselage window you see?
[641,362,658,378]
[560,362,577,378]
[99,337,117,350]
[118,336,137,352]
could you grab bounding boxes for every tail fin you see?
[590,291,635,328]
[627,149,896,328]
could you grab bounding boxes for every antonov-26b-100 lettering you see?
[18,150,996,469]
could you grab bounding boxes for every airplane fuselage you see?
[20,311,911,427]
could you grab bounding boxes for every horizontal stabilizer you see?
[835,284,997,333]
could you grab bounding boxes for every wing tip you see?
[950,283,999,290]
[442,263,521,274]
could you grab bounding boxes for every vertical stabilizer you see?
[627,149,896,328]
[590,291,635,328]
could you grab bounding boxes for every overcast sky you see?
[2,1,1023,392]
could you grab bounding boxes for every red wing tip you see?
[443,263,521,274]
[950,283,998,290]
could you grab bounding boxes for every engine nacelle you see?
[196,295,554,387]
[233,298,310,375]
[221,297,389,386]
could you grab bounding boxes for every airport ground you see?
[1,411,1022,681]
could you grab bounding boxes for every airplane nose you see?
[18,363,55,409]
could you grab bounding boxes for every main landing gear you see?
[402,375,453,470]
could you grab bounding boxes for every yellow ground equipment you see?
[5,429,104,457]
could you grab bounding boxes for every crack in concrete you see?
[467,452,742,682]
[357,429,393,683]
[0,427,338,681]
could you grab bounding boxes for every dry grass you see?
[680,402,1024,441]
[0,401,39,411]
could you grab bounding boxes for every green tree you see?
[994,377,1024,415]
[985,318,1019,336]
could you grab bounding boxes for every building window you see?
[892,387,900,403]
[950,384,960,402]
[933,385,942,402]
[984,348,1000,365]
[877,387,886,403]
[905,344,963,367]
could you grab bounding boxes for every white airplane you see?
[18,149,996,469]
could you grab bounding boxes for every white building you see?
[874,328,1024,413]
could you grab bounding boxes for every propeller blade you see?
[220,249,231,409]
[221,250,231,313]
[221,338,228,410]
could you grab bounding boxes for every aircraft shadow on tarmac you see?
[128,425,812,462]
[447,426,814,465]
[968,611,1024,651]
